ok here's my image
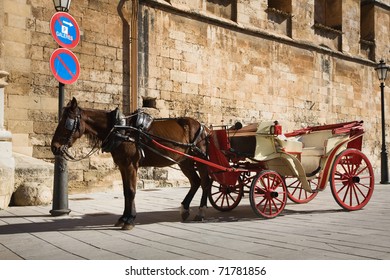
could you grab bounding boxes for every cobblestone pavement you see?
[1,184,390,260]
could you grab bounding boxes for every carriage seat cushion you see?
[325,134,349,154]
[299,132,349,156]
[301,147,324,156]
[300,130,332,148]
[276,136,303,153]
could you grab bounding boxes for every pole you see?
[130,0,139,113]
[380,81,389,184]
[50,82,71,216]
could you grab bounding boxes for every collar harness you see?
[101,109,208,162]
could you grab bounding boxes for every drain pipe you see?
[118,0,139,114]
[130,0,139,113]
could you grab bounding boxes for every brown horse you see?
[51,98,211,230]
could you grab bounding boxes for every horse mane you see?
[86,133,102,149]
[80,107,116,149]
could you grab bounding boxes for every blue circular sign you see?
[50,48,80,85]
[50,12,80,49]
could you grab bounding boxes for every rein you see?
[110,123,208,163]
[59,107,209,164]
[60,140,100,162]
[139,124,207,156]
[139,125,208,165]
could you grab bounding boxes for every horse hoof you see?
[181,211,190,221]
[121,223,135,230]
[114,220,125,227]
[193,215,204,222]
[180,205,190,221]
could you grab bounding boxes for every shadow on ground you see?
[0,203,346,235]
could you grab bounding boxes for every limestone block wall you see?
[0,0,389,192]
[138,0,389,178]
[1,0,127,192]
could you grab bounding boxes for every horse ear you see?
[70,97,78,110]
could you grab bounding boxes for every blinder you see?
[65,117,76,131]
[63,113,81,145]
[135,111,153,130]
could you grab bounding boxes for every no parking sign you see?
[50,48,80,85]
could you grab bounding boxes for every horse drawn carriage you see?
[206,120,374,218]
[119,114,375,219]
[51,98,375,229]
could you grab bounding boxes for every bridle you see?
[59,110,100,161]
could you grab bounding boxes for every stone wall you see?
[1,0,389,193]
[0,71,15,209]
[138,0,389,179]
[1,0,128,192]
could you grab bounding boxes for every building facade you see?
[0,0,389,193]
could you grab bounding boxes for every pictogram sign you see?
[50,12,80,49]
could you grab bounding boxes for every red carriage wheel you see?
[208,181,243,211]
[249,170,287,218]
[285,176,319,204]
[330,149,374,211]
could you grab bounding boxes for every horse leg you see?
[179,160,201,221]
[193,164,211,221]
[115,164,138,230]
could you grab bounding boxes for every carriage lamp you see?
[53,0,72,12]
[375,59,390,184]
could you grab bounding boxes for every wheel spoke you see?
[354,165,368,177]
[356,181,371,190]
[218,192,227,207]
[340,162,350,175]
[273,196,284,206]
[223,193,229,207]
[227,192,237,204]
[257,197,267,210]
[213,192,223,204]
[351,183,361,205]
[341,184,350,203]
[266,199,272,215]
[286,176,318,203]
[336,182,348,194]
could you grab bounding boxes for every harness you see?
[102,110,208,163]
[101,109,154,153]
[60,107,208,163]
[138,123,207,163]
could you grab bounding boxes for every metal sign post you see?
[51,81,70,216]
[49,10,80,216]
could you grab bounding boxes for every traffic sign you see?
[50,48,80,85]
[50,12,80,49]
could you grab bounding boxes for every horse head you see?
[51,97,86,157]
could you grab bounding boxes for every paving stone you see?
[0,184,389,260]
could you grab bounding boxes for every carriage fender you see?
[254,152,313,193]
[317,133,364,190]
[277,153,313,193]
[253,135,312,192]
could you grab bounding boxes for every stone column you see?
[0,70,15,210]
